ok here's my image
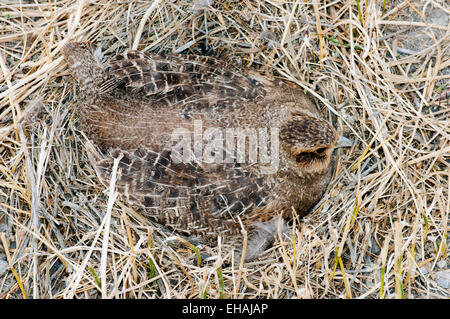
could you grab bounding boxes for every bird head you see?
[280,112,347,176]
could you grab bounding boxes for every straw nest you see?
[0,0,448,299]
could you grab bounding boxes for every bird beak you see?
[336,136,352,148]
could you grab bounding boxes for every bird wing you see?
[86,142,268,239]
[100,51,267,107]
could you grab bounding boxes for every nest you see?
[0,0,448,299]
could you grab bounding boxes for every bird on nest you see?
[62,41,350,261]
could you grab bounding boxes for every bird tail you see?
[62,41,108,92]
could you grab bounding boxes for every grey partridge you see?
[62,41,346,261]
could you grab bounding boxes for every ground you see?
[0,0,448,298]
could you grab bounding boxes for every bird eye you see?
[315,147,326,155]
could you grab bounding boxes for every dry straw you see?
[0,0,448,299]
